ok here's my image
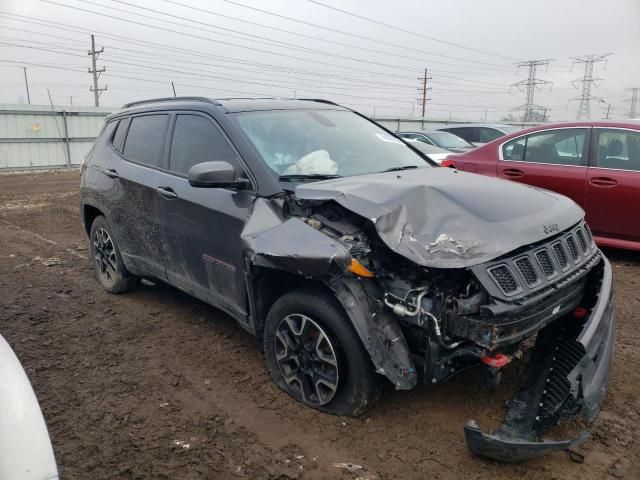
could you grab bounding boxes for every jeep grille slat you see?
[552,242,569,269]
[514,257,539,286]
[565,235,579,261]
[488,265,520,295]
[575,228,588,254]
[535,249,556,277]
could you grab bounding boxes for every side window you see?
[502,129,587,166]
[112,119,128,152]
[169,114,239,176]
[596,129,640,171]
[123,115,169,167]
[478,128,503,143]
[450,127,478,143]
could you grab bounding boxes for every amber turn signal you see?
[348,259,374,278]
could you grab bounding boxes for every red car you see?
[445,121,640,251]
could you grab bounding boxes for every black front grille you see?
[566,236,579,261]
[515,257,539,286]
[489,265,519,294]
[535,249,555,277]
[537,336,585,424]
[552,242,569,269]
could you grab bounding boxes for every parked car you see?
[396,129,476,153]
[80,98,615,461]
[402,138,452,164]
[0,335,59,480]
[445,121,640,251]
[435,123,522,146]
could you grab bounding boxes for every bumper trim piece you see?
[464,256,615,462]
[464,421,589,462]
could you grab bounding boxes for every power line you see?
[88,34,107,106]
[569,53,611,120]
[511,59,553,122]
[202,0,516,70]
[307,0,519,61]
[106,0,512,73]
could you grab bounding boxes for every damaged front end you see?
[242,168,615,462]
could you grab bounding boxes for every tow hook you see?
[481,353,510,368]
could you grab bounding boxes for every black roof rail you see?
[214,97,279,101]
[297,98,342,106]
[121,97,221,108]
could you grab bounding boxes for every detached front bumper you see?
[464,256,615,462]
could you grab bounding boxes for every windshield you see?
[232,110,430,179]
[426,132,473,149]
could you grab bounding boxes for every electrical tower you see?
[511,59,553,122]
[628,88,639,119]
[569,53,611,120]
[88,34,107,107]
[417,68,432,118]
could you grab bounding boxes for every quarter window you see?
[596,129,640,171]
[169,114,239,175]
[502,128,587,166]
[123,115,169,167]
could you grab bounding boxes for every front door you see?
[156,113,254,322]
[497,127,590,210]
[586,127,640,243]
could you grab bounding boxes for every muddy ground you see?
[0,170,638,479]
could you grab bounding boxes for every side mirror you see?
[188,161,250,189]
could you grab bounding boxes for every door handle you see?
[156,186,178,199]
[103,168,119,179]
[590,177,618,187]
[502,168,524,178]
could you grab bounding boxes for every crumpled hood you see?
[294,167,584,268]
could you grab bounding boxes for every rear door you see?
[109,113,170,278]
[585,127,640,243]
[497,127,590,209]
[156,112,255,322]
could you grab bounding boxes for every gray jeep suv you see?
[80,97,615,461]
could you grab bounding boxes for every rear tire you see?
[89,215,139,293]
[263,287,382,416]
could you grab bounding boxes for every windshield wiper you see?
[279,173,342,181]
[380,165,420,173]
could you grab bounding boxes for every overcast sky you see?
[1,0,639,121]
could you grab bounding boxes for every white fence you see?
[0,105,539,172]
[0,104,112,171]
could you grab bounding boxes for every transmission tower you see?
[511,59,553,122]
[628,88,639,119]
[417,68,432,118]
[88,34,107,107]
[569,53,611,120]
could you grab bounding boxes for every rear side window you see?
[477,127,503,143]
[112,119,128,151]
[446,127,478,143]
[123,115,169,167]
[502,128,588,166]
[596,129,640,171]
[169,114,239,175]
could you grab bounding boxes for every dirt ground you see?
[0,170,638,480]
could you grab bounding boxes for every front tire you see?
[89,215,139,293]
[263,287,382,416]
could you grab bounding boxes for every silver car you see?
[435,123,522,146]
[396,129,476,153]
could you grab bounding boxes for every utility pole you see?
[511,59,553,122]
[417,68,432,118]
[627,87,639,119]
[22,67,31,104]
[69,96,73,106]
[88,34,107,107]
[569,53,611,120]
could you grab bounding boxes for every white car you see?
[0,335,58,480]
[403,138,452,164]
